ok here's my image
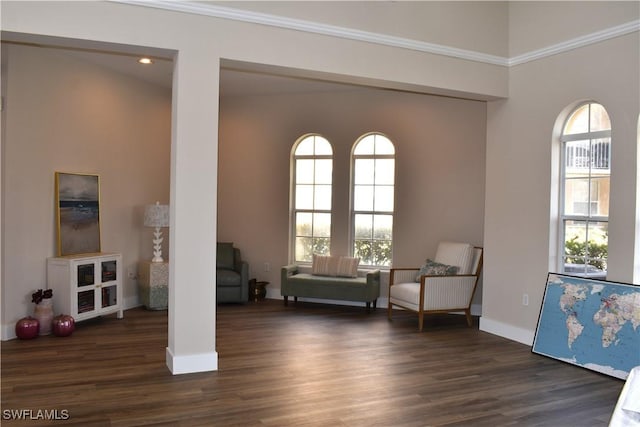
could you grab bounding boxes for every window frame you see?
[290,134,334,264]
[349,132,396,268]
[558,102,611,278]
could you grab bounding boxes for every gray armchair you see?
[216,242,249,303]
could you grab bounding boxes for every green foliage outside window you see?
[296,237,330,262]
[312,238,330,256]
[564,236,608,270]
[354,240,392,266]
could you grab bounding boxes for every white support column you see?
[166,48,219,374]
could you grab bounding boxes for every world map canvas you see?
[532,273,640,380]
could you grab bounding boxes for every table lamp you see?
[144,201,170,262]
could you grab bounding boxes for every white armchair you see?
[388,242,483,331]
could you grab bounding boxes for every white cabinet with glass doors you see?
[47,253,124,321]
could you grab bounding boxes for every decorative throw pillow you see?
[336,256,360,278]
[415,259,459,282]
[217,242,235,270]
[435,242,475,274]
[312,254,338,276]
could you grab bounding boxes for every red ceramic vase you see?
[52,314,75,337]
[15,316,40,339]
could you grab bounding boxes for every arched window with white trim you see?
[560,102,610,278]
[291,134,333,263]
[351,133,395,267]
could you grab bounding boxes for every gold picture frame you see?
[55,172,101,256]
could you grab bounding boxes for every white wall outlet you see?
[264,262,271,272]
[522,293,529,306]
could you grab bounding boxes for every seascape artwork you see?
[56,172,101,256]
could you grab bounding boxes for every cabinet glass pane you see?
[102,285,118,308]
[102,260,117,282]
[78,289,95,313]
[77,263,95,287]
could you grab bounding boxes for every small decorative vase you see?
[34,299,54,336]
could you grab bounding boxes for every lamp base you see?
[151,227,164,263]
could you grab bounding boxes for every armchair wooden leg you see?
[388,303,393,320]
[366,302,371,313]
[418,313,424,332]
[284,296,288,306]
[465,309,473,327]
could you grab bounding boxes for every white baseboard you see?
[470,304,482,316]
[479,316,535,346]
[287,297,376,309]
[1,297,142,341]
[267,290,483,318]
[166,347,218,374]
[2,323,16,341]
[124,295,142,310]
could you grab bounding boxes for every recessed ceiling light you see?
[138,57,153,65]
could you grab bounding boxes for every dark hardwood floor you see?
[1,300,624,426]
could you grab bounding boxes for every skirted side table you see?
[138,261,168,310]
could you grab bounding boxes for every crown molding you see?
[111,0,508,66]
[112,1,638,68]
[509,19,640,66]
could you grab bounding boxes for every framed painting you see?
[55,172,101,256]
[532,273,640,380]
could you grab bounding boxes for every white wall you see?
[1,0,506,373]
[212,1,509,57]
[483,30,640,344]
[508,1,639,56]
[218,88,486,304]
[1,43,172,339]
[1,0,638,372]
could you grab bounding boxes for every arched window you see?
[291,134,333,263]
[351,133,395,267]
[560,102,610,278]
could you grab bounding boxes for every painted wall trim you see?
[124,295,141,311]
[266,293,482,317]
[479,316,535,346]
[112,0,508,65]
[0,296,144,340]
[112,1,637,68]
[508,19,640,66]
[1,323,16,341]
[166,347,218,375]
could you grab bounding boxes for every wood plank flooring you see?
[1,300,624,426]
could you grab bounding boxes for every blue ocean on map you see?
[533,274,640,379]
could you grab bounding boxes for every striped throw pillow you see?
[312,255,338,276]
[336,256,360,278]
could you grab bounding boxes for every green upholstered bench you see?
[281,265,380,312]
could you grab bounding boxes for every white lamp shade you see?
[144,202,170,228]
